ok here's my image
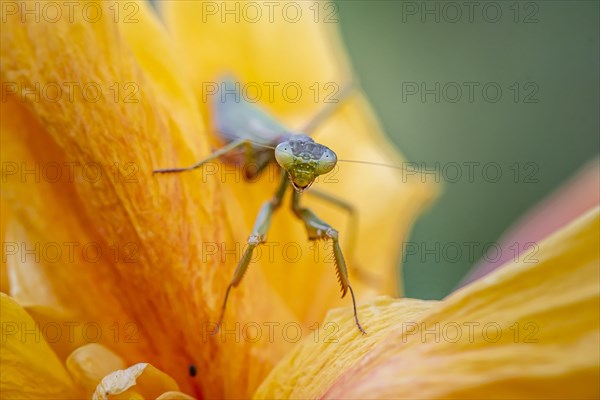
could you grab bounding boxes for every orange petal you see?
[1,198,10,294]
[0,294,82,399]
[0,106,140,362]
[257,207,600,399]
[1,2,294,397]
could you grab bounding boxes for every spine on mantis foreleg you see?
[328,228,349,298]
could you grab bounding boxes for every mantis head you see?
[274,135,337,192]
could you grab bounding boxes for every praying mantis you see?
[154,79,373,335]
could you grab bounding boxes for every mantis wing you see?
[212,79,290,146]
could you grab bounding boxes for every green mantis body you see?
[155,79,366,335]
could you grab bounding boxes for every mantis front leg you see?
[291,191,367,335]
[153,138,254,174]
[306,189,382,289]
[212,174,289,334]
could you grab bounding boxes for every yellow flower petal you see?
[257,207,600,399]
[156,391,196,400]
[161,1,349,113]
[66,343,126,395]
[93,363,179,400]
[255,296,437,398]
[118,1,207,154]
[0,294,82,399]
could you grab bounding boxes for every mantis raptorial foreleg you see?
[306,189,381,289]
[153,138,254,174]
[291,191,366,335]
[305,189,358,252]
[212,174,289,334]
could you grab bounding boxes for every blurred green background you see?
[334,1,599,299]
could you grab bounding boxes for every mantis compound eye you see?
[274,142,295,169]
[315,148,337,175]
